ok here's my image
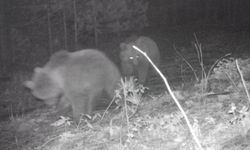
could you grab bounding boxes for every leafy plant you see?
[114,77,147,118]
[210,57,239,81]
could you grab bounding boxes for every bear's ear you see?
[34,67,43,73]
[120,43,127,50]
[24,80,34,89]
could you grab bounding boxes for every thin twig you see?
[194,34,207,94]
[101,92,117,121]
[121,78,130,132]
[206,53,231,79]
[133,45,204,150]
[235,59,250,104]
[224,71,239,92]
[37,135,60,150]
[174,46,199,82]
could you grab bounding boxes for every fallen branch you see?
[133,45,204,150]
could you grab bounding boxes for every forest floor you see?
[1,26,250,150]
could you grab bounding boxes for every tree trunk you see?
[0,0,12,73]
[0,0,4,60]
[73,0,78,50]
[47,0,52,54]
[91,0,98,47]
[63,7,68,50]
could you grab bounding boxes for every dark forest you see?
[0,0,250,149]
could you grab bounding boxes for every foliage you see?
[114,77,147,118]
[210,57,239,81]
[18,0,148,50]
[210,57,250,84]
[228,103,249,125]
[29,0,148,34]
[77,0,148,34]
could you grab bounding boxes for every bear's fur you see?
[120,36,160,84]
[25,49,121,121]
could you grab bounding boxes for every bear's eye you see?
[135,55,139,58]
[129,56,134,60]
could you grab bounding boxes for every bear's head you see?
[24,67,63,106]
[120,42,140,66]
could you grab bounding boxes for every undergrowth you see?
[2,39,250,150]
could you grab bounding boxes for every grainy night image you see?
[0,0,250,149]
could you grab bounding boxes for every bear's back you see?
[63,49,120,83]
[135,36,160,64]
[68,49,117,70]
[46,49,116,72]
[46,50,70,69]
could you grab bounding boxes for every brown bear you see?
[25,49,121,122]
[120,36,160,84]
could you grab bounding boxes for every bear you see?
[25,49,121,122]
[119,36,160,84]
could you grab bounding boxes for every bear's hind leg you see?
[69,88,102,122]
[69,91,89,122]
[85,88,102,114]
